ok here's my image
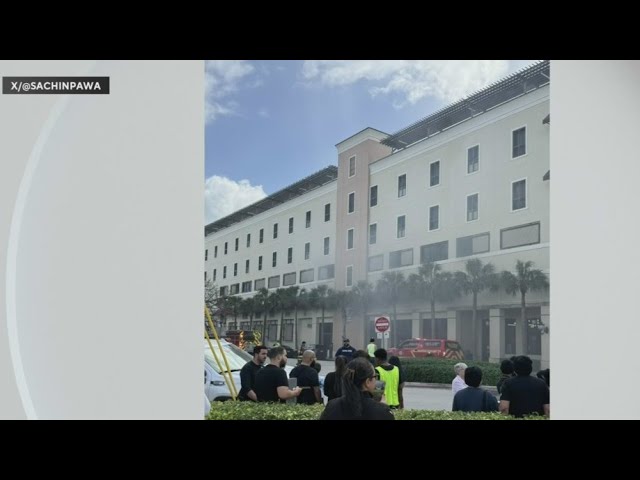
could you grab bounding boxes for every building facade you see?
[205,61,550,368]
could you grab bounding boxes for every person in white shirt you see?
[452,362,468,395]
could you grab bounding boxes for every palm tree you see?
[239,296,255,330]
[454,259,499,360]
[252,288,271,341]
[376,272,406,348]
[330,290,351,341]
[351,281,374,344]
[226,296,242,328]
[501,260,549,355]
[289,287,306,350]
[309,285,330,352]
[408,262,458,338]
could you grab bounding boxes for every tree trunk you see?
[473,291,481,361]
[279,309,284,343]
[320,305,325,357]
[520,291,527,355]
[294,304,298,352]
[430,297,436,338]
[262,310,267,342]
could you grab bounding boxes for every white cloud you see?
[205,60,257,123]
[301,60,536,107]
[205,175,267,223]
[258,108,269,118]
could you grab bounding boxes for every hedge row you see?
[400,358,502,385]
[206,401,546,420]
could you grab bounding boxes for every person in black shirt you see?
[238,345,268,401]
[335,339,356,361]
[323,355,348,401]
[289,350,322,405]
[500,356,550,418]
[254,346,301,403]
[452,366,498,412]
[320,358,394,420]
[496,359,515,395]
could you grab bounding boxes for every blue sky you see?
[205,60,536,224]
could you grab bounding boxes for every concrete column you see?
[447,310,457,340]
[489,308,504,364]
[412,311,420,339]
[540,305,550,369]
[515,310,525,355]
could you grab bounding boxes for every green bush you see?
[401,358,501,385]
[207,400,546,420]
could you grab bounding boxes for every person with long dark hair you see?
[323,355,348,401]
[320,358,394,420]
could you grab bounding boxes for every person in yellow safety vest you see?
[367,338,376,365]
[374,348,401,409]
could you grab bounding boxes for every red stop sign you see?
[375,316,390,333]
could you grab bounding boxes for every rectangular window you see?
[245,259,250,274]
[306,211,311,228]
[348,192,355,214]
[323,237,330,255]
[370,185,378,207]
[254,278,265,290]
[429,161,440,187]
[214,246,218,258]
[268,275,280,289]
[283,272,296,286]
[289,217,294,234]
[230,283,239,295]
[398,174,407,197]
[283,321,294,342]
[213,269,217,281]
[318,264,335,280]
[259,228,264,243]
[267,321,277,341]
[304,242,310,260]
[325,203,330,222]
[223,266,227,279]
[235,238,239,251]
[420,241,449,263]
[300,268,314,283]
[429,205,439,231]
[467,193,479,222]
[205,249,208,261]
[273,223,278,239]
[512,126,526,158]
[204,271,207,282]
[233,263,238,277]
[241,281,252,293]
[456,232,490,258]
[349,155,356,177]
[505,318,516,355]
[500,222,540,250]
[397,215,406,238]
[346,266,353,287]
[347,228,354,250]
[288,247,293,264]
[528,317,542,355]
[369,223,377,245]
[246,233,251,248]
[467,145,479,173]
[272,252,277,268]
[258,256,263,271]
[368,254,383,272]
[389,248,414,268]
[224,242,228,255]
[512,179,527,211]
[219,286,227,297]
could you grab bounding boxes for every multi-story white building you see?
[205,61,550,368]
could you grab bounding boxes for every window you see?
[213,268,217,281]
[323,237,330,255]
[505,318,516,355]
[241,281,252,293]
[397,215,406,238]
[230,283,239,295]
[272,252,277,268]
[500,222,540,250]
[246,233,251,248]
[512,179,527,211]
[346,266,353,287]
[223,266,227,279]
[268,275,280,289]
[467,145,479,173]
[370,185,378,207]
[306,211,311,228]
[245,259,250,274]
[214,246,218,258]
[368,254,383,272]
[267,321,277,341]
[389,248,414,268]
[429,205,439,231]
[224,242,228,255]
[304,242,310,260]
[429,161,440,187]
[289,217,294,234]
[259,228,264,244]
[347,229,354,250]
[205,249,208,261]
[204,271,207,282]
[349,155,356,177]
[219,286,227,297]
[467,193,478,222]
[398,174,406,197]
[512,126,526,158]
[324,203,330,222]
[369,223,377,245]
[233,263,238,277]
[456,232,490,258]
[258,256,263,271]
[528,317,542,355]
[282,320,294,342]
[288,247,293,264]
[420,241,448,263]
[235,237,239,251]
[300,268,314,283]
[318,264,335,280]
[254,278,265,290]
[273,223,278,239]
[348,192,355,214]
[283,272,296,286]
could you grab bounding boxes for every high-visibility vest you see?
[376,365,400,407]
